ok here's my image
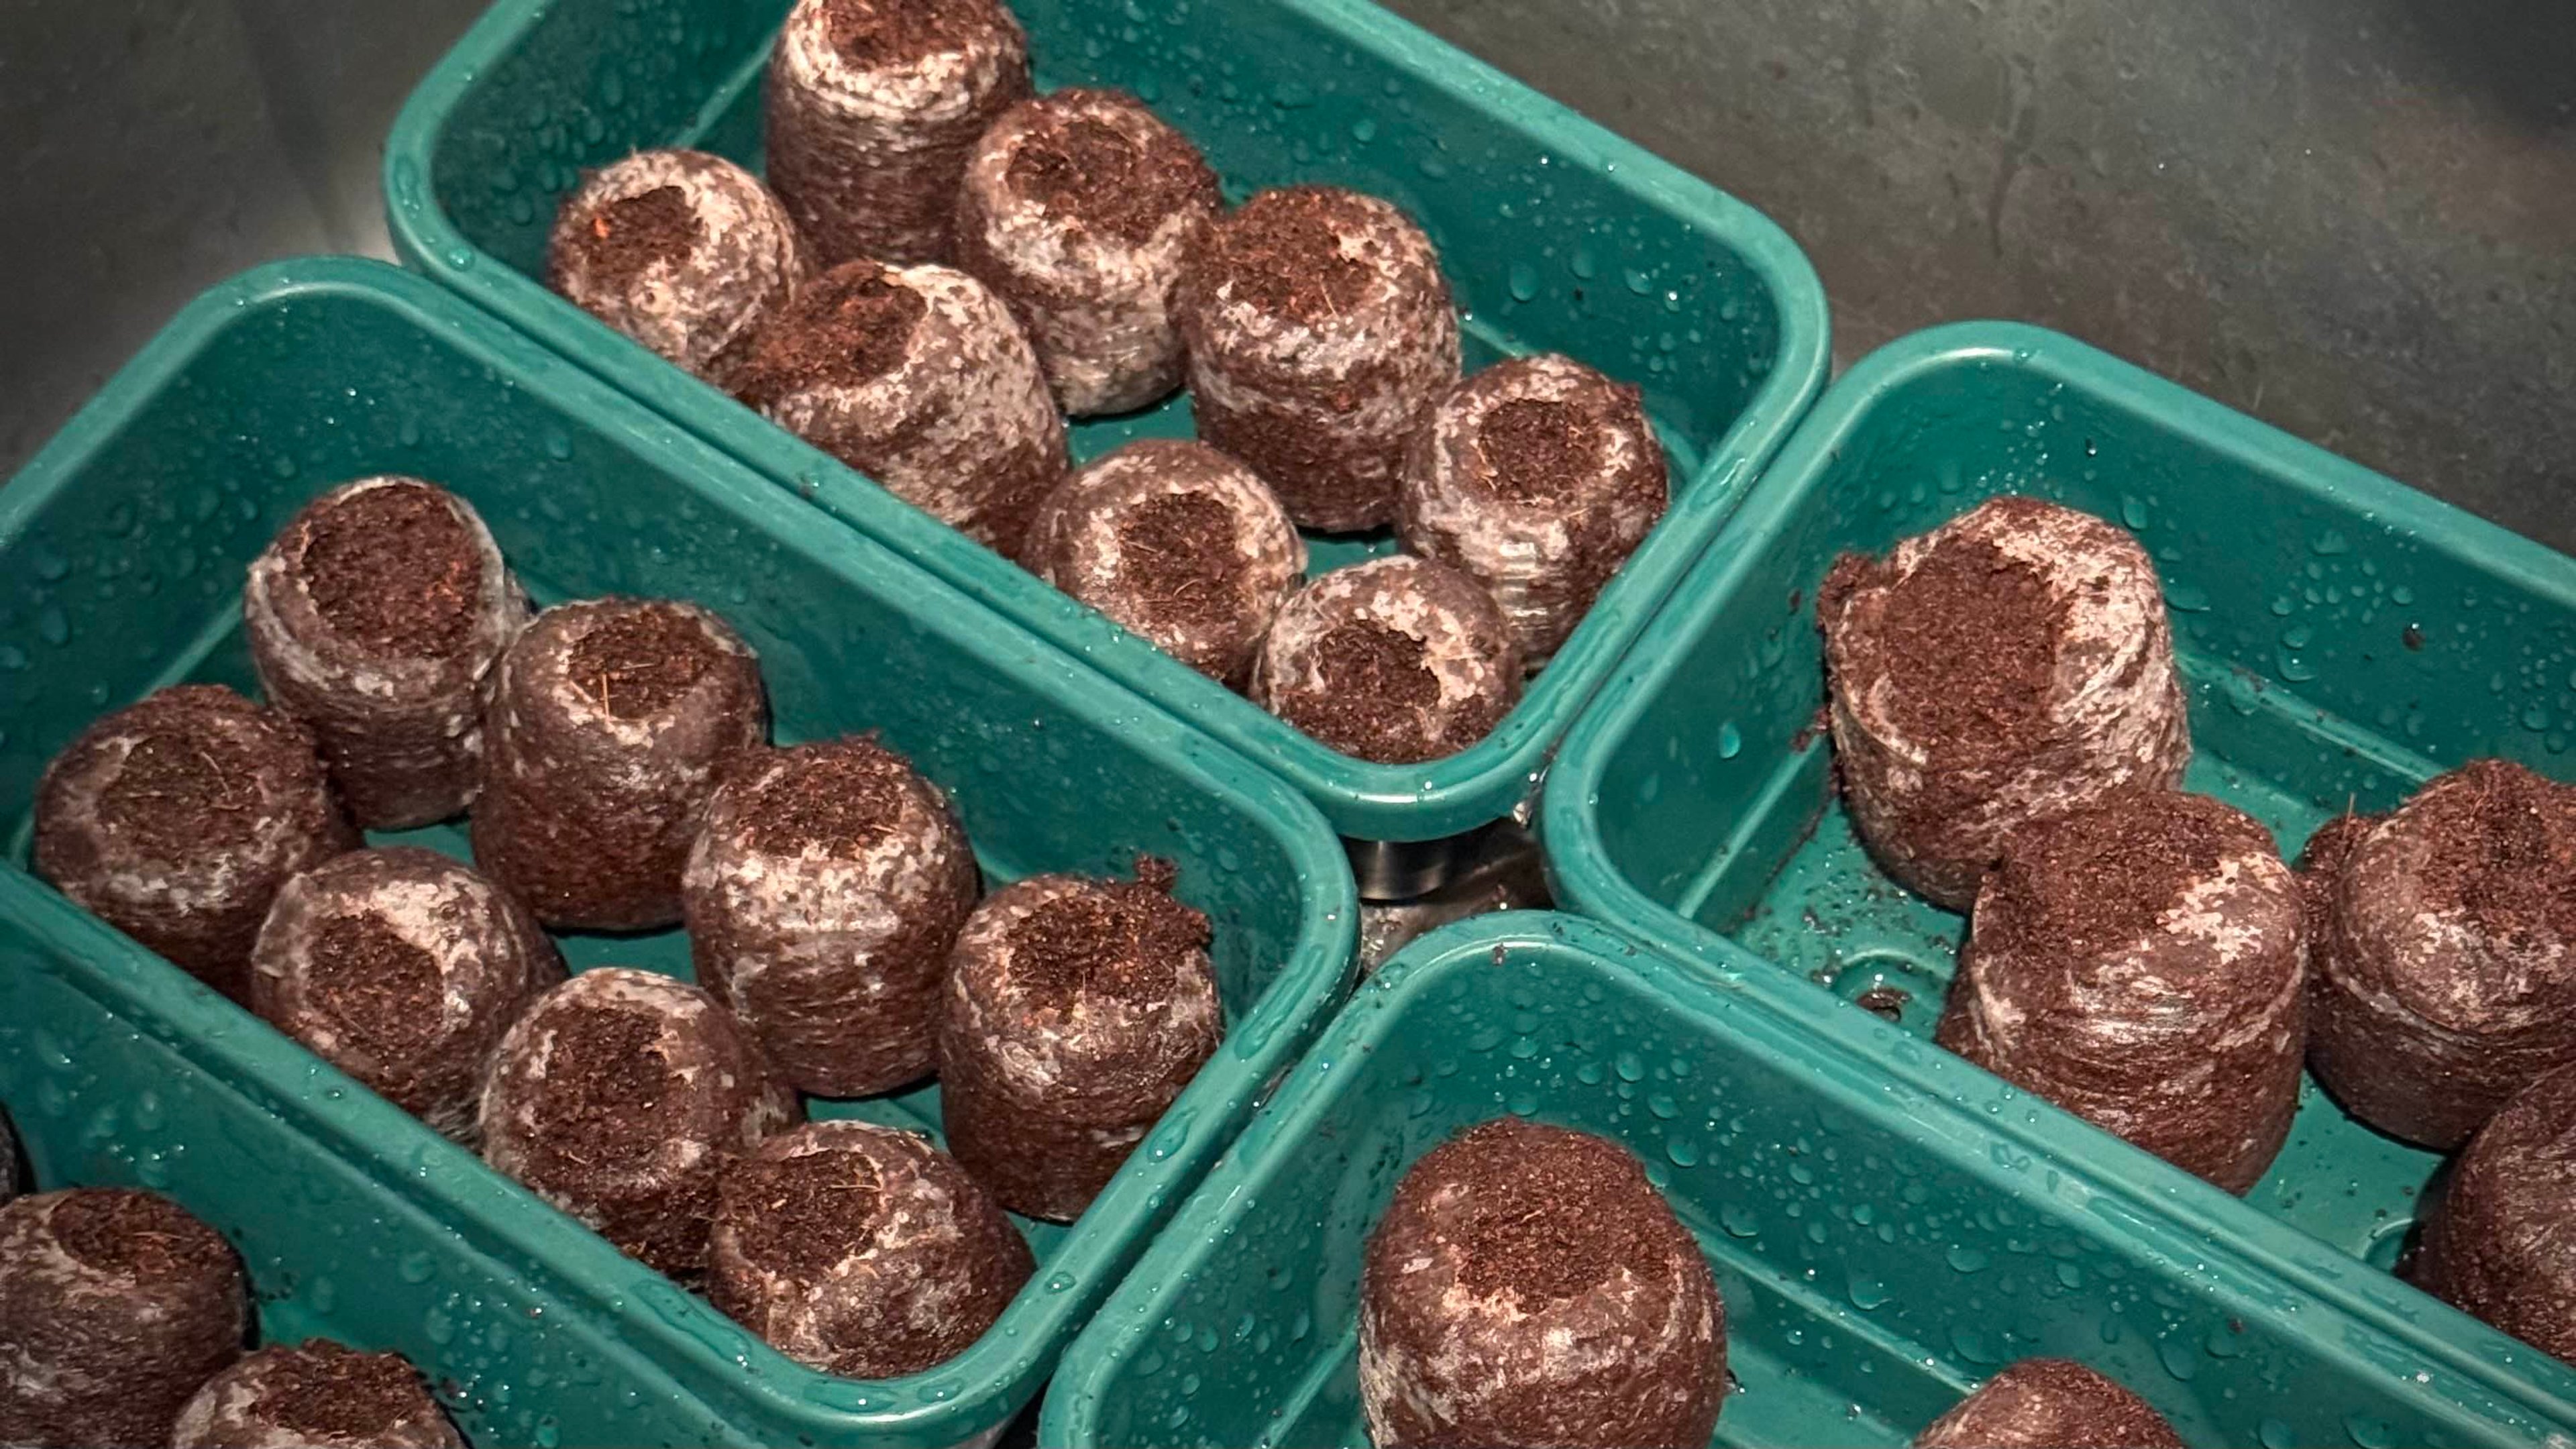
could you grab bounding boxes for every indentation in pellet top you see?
[1472,397,1603,506]
[2413,759,2576,949]
[95,730,266,855]
[564,607,725,721]
[725,1146,888,1276]
[737,264,927,399]
[1206,189,1379,323]
[1315,621,1441,710]
[1862,530,2070,761]
[822,0,1005,68]
[294,482,483,659]
[736,743,909,858]
[574,186,705,295]
[525,1006,675,1173]
[304,911,445,1058]
[1006,862,1208,1014]
[1978,792,2255,965]
[240,1342,439,1442]
[1442,1123,1668,1305]
[1004,115,1202,246]
[1114,491,1240,636]
[47,1189,219,1280]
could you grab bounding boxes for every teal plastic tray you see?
[1544,323,2576,1426]
[1042,913,2575,1446]
[382,0,1829,843]
[0,258,1359,1448]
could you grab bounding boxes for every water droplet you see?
[1574,1061,1605,1085]
[2054,1260,2083,1289]
[1146,1110,1193,1161]
[1570,248,1599,280]
[2155,1336,2198,1381]
[2390,584,2416,605]
[1945,1244,1988,1273]
[424,1307,455,1345]
[1622,268,1654,295]
[541,428,573,461]
[2257,1420,2297,1449]
[533,1419,561,1448]
[2345,1415,2394,1448]
[2120,495,2149,529]
[1664,1137,1699,1167]
[1613,1051,1644,1082]
[1949,1326,1997,1364]
[1716,722,1742,759]
[398,1250,437,1284]
[1505,262,1539,303]
[1646,1093,1678,1119]
[443,244,478,271]
[37,606,70,646]
[1350,117,1379,143]
[2311,529,2353,555]
[1847,1274,1890,1309]
[387,157,425,218]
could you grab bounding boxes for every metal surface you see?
[0,0,488,473]
[1,0,2571,546]
[1355,820,1553,970]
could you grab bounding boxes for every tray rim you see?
[1539,319,2576,1436]
[1042,907,2576,1445]
[380,0,1835,843]
[0,254,1364,1448]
